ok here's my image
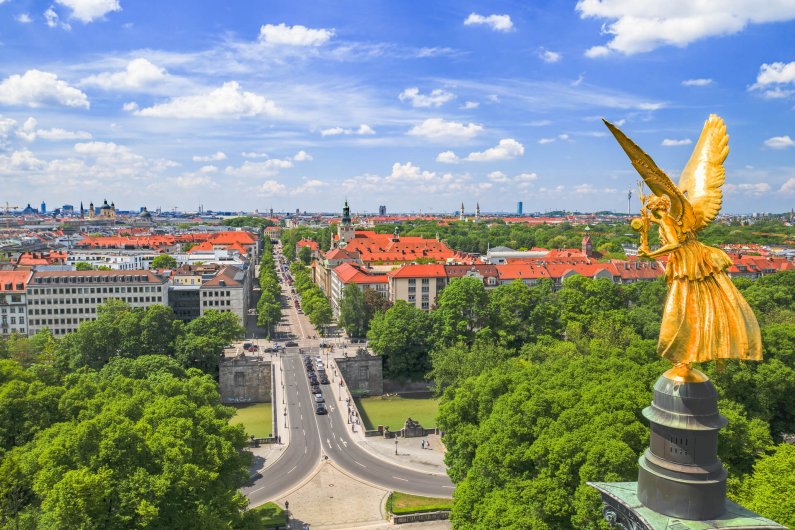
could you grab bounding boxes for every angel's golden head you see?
[645,195,671,212]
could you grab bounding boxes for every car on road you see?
[313,393,324,404]
[319,375,329,385]
[310,384,320,393]
[285,341,298,347]
[246,344,259,352]
[315,404,327,415]
[242,342,252,350]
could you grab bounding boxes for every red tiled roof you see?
[297,239,319,250]
[333,263,388,284]
[0,270,32,291]
[387,264,447,278]
[496,264,550,280]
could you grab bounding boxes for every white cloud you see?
[16,117,92,141]
[15,13,32,23]
[56,0,121,22]
[259,23,334,46]
[753,61,795,86]
[662,138,692,146]
[539,49,562,63]
[488,171,509,183]
[198,165,218,173]
[241,152,269,159]
[436,151,459,164]
[132,81,279,119]
[724,182,771,195]
[81,58,166,90]
[44,6,70,29]
[259,180,288,196]
[781,178,795,194]
[464,138,524,162]
[174,174,217,189]
[682,78,713,87]
[461,101,479,110]
[464,13,513,32]
[764,135,795,149]
[0,150,46,172]
[398,87,455,108]
[0,70,89,108]
[320,124,375,136]
[225,158,294,178]
[538,133,572,145]
[293,150,313,162]
[387,162,437,183]
[407,118,483,142]
[584,45,610,58]
[74,141,130,156]
[577,1,795,55]
[292,179,326,195]
[192,151,227,162]
[750,62,795,98]
[538,137,556,144]
[515,172,538,182]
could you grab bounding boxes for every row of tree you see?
[411,271,795,528]
[256,240,282,336]
[289,262,333,335]
[280,226,334,262]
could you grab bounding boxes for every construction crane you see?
[1,201,20,229]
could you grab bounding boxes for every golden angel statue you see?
[604,115,761,366]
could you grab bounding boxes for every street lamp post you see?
[395,438,398,455]
[284,409,287,429]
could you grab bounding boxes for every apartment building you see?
[387,264,447,310]
[0,270,32,337]
[26,270,168,336]
[65,249,158,270]
[329,262,388,317]
[198,265,250,324]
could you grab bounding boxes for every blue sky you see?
[1,1,794,214]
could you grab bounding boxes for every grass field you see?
[386,492,453,515]
[354,395,439,431]
[245,502,286,526]
[230,403,273,438]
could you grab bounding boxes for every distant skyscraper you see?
[40,201,46,214]
[378,205,386,216]
[517,201,523,215]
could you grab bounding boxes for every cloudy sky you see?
[1,0,794,214]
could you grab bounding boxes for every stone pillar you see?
[637,367,727,520]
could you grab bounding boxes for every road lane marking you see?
[339,437,348,448]
[392,476,409,481]
[326,438,332,449]
[336,443,341,451]
[353,460,366,468]
[287,465,297,475]
[442,486,454,489]
[249,486,264,494]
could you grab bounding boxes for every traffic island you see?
[386,492,452,525]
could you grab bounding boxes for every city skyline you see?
[1,1,795,213]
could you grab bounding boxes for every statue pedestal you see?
[588,368,786,529]
[588,482,785,530]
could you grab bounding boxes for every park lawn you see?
[387,492,453,515]
[244,502,287,527]
[230,403,273,438]
[354,395,439,431]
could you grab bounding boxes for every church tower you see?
[459,202,465,221]
[475,202,481,222]
[582,226,593,258]
[337,200,355,247]
[88,201,95,220]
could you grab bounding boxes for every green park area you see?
[354,395,439,431]
[387,492,453,515]
[230,403,273,438]
[243,502,287,527]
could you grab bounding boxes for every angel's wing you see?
[603,119,695,227]
[677,114,728,232]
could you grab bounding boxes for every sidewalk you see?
[247,341,290,475]
[326,357,448,477]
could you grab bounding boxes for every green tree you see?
[74,261,93,271]
[298,245,312,265]
[738,443,795,528]
[368,301,434,379]
[363,288,392,319]
[434,277,491,347]
[151,253,177,269]
[338,284,369,338]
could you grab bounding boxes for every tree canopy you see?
[151,254,177,269]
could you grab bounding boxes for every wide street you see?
[242,245,454,507]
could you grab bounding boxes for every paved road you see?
[243,247,454,504]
